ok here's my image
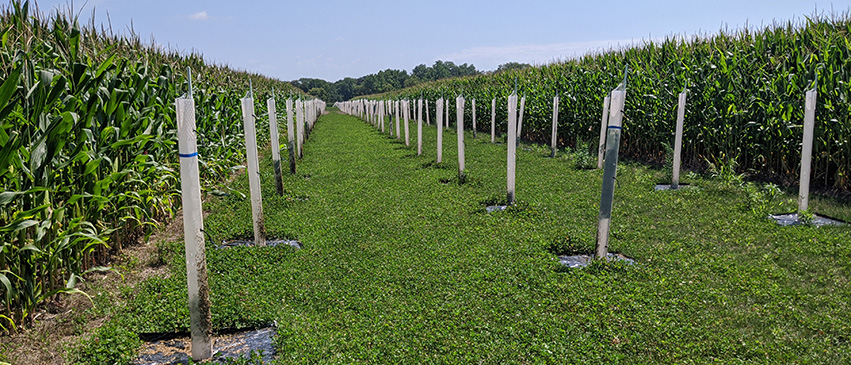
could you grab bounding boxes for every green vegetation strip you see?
[86,110,849,363]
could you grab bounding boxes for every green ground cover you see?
[78,110,850,363]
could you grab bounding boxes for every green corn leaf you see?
[95,54,116,79]
[0,67,20,109]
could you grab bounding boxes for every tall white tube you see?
[268,97,283,195]
[437,97,444,163]
[672,91,687,189]
[551,96,559,158]
[296,99,305,158]
[242,96,266,246]
[445,98,450,130]
[395,100,401,139]
[286,98,296,174]
[380,100,385,133]
[417,99,423,155]
[404,100,410,146]
[491,98,496,143]
[517,96,526,141]
[176,96,212,361]
[596,89,626,259]
[798,88,818,213]
[457,95,465,178]
[425,99,430,126]
[472,98,477,138]
[507,94,517,205]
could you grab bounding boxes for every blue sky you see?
[32,0,845,82]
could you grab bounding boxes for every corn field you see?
[0,1,303,332]
[376,14,851,191]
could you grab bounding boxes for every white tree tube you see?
[507,94,517,205]
[404,100,410,146]
[417,99,423,155]
[798,88,818,213]
[596,89,626,259]
[457,95,465,178]
[267,97,283,195]
[517,96,526,141]
[472,98,477,138]
[445,98,450,130]
[395,100,401,139]
[176,96,212,361]
[296,99,305,158]
[425,99,430,126]
[672,91,687,189]
[437,97,444,163]
[383,101,387,133]
[491,98,496,143]
[286,98,296,174]
[242,97,267,246]
[551,96,559,158]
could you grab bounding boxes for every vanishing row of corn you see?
[0,1,303,332]
[375,14,851,191]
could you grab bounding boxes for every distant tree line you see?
[292,60,528,102]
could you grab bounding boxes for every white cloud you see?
[189,11,209,20]
[439,39,656,70]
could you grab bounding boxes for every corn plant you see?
[0,0,305,332]
[370,13,851,191]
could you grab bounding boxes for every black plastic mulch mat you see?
[134,327,276,364]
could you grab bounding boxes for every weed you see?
[571,140,597,170]
[67,324,142,365]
